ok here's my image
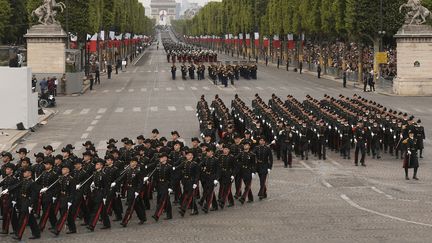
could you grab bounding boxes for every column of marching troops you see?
[197,93,426,180]
[0,122,273,240]
[162,36,258,86]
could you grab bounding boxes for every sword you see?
[77,174,94,189]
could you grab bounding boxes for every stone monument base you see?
[393,25,432,96]
[24,24,67,74]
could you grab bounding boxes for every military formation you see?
[0,122,273,240]
[163,35,258,87]
[197,93,425,178]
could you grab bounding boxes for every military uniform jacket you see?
[38,169,59,202]
[236,151,256,173]
[120,167,143,193]
[10,178,38,212]
[0,174,19,201]
[354,127,367,143]
[1,162,16,177]
[178,160,199,184]
[57,175,75,203]
[104,165,120,184]
[153,164,174,189]
[31,163,45,180]
[92,169,110,198]
[200,156,220,181]
[254,145,273,174]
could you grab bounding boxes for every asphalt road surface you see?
[4,32,432,243]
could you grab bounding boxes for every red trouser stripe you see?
[106,199,113,215]
[242,182,251,199]
[73,199,82,221]
[207,191,215,209]
[185,190,195,209]
[155,194,167,218]
[56,209,69,232]
[91,203,103,228]
[39,203,52,231]
[36,194,42,215]
[17,214,29,239]
[122,198,136,226]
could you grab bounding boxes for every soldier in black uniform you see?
[199,148,219,213]
[51,165,76,235]
[71,158,90,226]
[171,64,177,80]
[217,146,235,208]
[105,155,122,221]
[1,152,15,177]
[176,150,199,217]
[87,159,111,231]
[279,125,294,168]
[118,157,146,227]
[169,141,183,204]
[402,130,419,180]
[370,120,382,159]
[340,120,352,159]
[11,168,41,240]
[43,145,55,159]
[298,122,310,160]
[37,157,59,232]
[151,153,174,221]
[181,64,187,80]
[32,153,45,180]
[237,143,256,204]
[15,148,29,169]
[415,119,425,158]
[0,164,19,234]
[354,122,367,166]
[188,64,196,79]
[254,137,273,200]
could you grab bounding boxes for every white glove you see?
[143,177,149,183]
[252,173,256,179]
[230,176,235,181]
[271,140,276,145]
[52,197,57,203]
[134,192,139,198]
[393,135,396,139]
[168,188,173,194]
[1,189,8,195]
[40,187,48,193]
[28,207,33,214]
[67,202,72,209]
[90,182,95,188]
[268,169,271,173]
[76,184,81,190]
[400,135,403,138]
[103,198,107,205]
[172,167,176,171]
[111,182,116,188]
[193,184,197,189]
[12,201,16,207]
[354,139,357,143]
[145,165,148,169]
[340,134,342,138]
[213,180,219,186]
[408,151,412,155]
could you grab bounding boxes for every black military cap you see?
[34,152,45,159]
[257,136,266,141]
[21,167,32,173]
[61,147,71,153]
[152,129,160,134]
[65,144,75,150]
[74,158,83,165]
[82,141,94,147]
[184,150,194,155]
[107,138,118,144]
[125,139,135,145]
[121,137,130,143]
[82,151,93,157]
[1,152,13,160]
[111,148,120,154]
[135,144,145,151]
[409,130,414,134]
[191,137,200,143]
[171,131,180,136]
[95,158,105,165]
[107,144,117,149]
[144,139,152,144]
[16,148,29,154]
[130,156,139,162]
[137,135,145,140]
[54,154,63,161]
[403,113,408,117]
[21,157,31,164]
[43,145,54,151]
[244,130,251,135]
[222,144,231,149]
[43,157,54,165]
[417,119,422,124]
[159,153,168,158]
[160,137,167,142]
[234,133,242,139]
[4,163,15,170]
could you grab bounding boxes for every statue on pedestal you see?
[400,0,431,25]
[32,0,66,25]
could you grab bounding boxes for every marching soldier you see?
[403,130,419,180]
[415,119,425,158]
[1,152,15,177]
[198,148,219,213]
[237,142,256,204]
[340,120,352,160]
[353,122,367,166]
[37,157,59,232]
[171,64,177,80]
[181,64,187,80]
[176,150,199,217]
[253,137,273,200]
[51,165,76,235]
[370,120,382,159]
[298,122,309,160]
[104,155,122,221]
[218,146,235,209]
[151,153,174,221]
[279,125,294,168]
[0,163,19,235]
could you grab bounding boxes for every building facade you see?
[150,0,177,25]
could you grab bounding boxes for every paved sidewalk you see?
[0,108,56,152]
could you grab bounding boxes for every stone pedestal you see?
[393,25,432,96]
[24,24,67,74]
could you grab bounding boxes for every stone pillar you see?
[393,25,432,96]
[24,24,67,74]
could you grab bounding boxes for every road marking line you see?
[166,87,172,91]
[86,126,94,132]
[161,70,166,73]
[115,89,122,92]
[96,140,106,150]
[203,86,210,90]
[95,115,102,119]
[150,106,158,112]
[299,161,312,170]
[25,143,38,151]
[371,187,394,199]
[103,90,109,93]
[191,86,198,90]
[184,106,194,111]
[340,194,432,227]
[398,108,408,113]
[80,108,90,115]
[128,89,134,92]
[168,106,176,111]
[81,133,89,139]
[73,141,83,150]
[322,180,333,188]
[90,120,99,125]
[147,70,152,73]
[256,87,264,90]
[141,88,147,92]
[178,87,185,90]
[133,107,142,112]
[154,70,159,73]
[154,88,160,91]
[97,108,107,114]
[51,142,63,150]
[413,108,423,113]
[115,107,124,113]
[63,109,73,115]
[243,86,251,90]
